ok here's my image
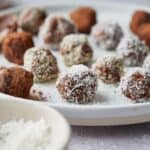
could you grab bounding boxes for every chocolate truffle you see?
[24,47,59,82]
[138,23,150,47]
[91,21,123,50]
[92,56,124,84]
[70,6,96,33]
[120,68,150,102]
[117,36,149,67]
[130,10,150,35]
[19,7,46,35]
[0,67,33,98]
[143,55,150,72]
[39,15,77,50]
[2,32,34,65]
[60,34,93,66]
[0,14,17,45]
[56,64,97,104]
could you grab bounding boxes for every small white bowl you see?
[0,98,70,150]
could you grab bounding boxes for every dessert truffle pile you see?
[0,6,149,104]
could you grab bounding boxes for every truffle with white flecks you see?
[117,36,149,67]
[92,56,124,84]
[24,47,59,82]
[120,68,150,102]
[60,34,93,66]
[143,55,150,72]
[19,7,46,35]
[38,15,77,50]
[91,21,123,50]
[56,64,98,104]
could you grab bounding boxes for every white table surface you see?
[1,0,150,150]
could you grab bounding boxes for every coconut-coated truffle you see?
[56,64,97,104]
[130,10,150,35]
[120,68,150,102]
[2,32,34,65]
[60,34,93,66]
[0,67,33,98]
[143,55,150,72]
[92,56,124,84]
[0,14,17,45]
[70,6,96,33]
[117,36,149,67]
[39,15,77,50]
[24,47,59,82]
[91,21,123,50]
[19,7,46,35]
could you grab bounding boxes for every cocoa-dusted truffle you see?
[2,32,34,65]
[56,64,97,104]
[24,47,59,82]
[117,36,149,67]
[143,55,150,72]
[0,14,17,45]
[130,10,150,35]
[60,34,93,66]
[70,6,96,33]
[39,15,77,50]
[138,23,150,47]
[120,68,150,102]
[0,67,33,98]
[91,21,123,50]
[92,56,124,84]
[19,7,46,35]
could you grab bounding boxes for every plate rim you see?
[0,2,150,125]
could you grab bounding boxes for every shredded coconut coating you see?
[56,65,98,104]
[117,36,149,66]
[60,34,93,66]
[120,68,150,102]
[92,56,124,84]
[0,119,52,150]
[39,15,77,50]
[91,21,123,50]
[143,55,150,72]
[24,47,59,82]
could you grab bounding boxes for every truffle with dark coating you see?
[2,32,34,65]
[0,67,33,98]
[130,10,150,35]
[70,6,96,33]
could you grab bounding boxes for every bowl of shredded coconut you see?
[0,98,70,150]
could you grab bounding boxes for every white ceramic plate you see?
[0,98,70,150]
[0,2,150,126]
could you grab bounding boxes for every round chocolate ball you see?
[92,56,124,84]
[19,7,46,34]
[60,34,93,66]
[39,15,77,50]
[56,65,98,104]
[24,47,59,82]
[120,68,150,102]
[117,36,149,67]
[91,21,123,50]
